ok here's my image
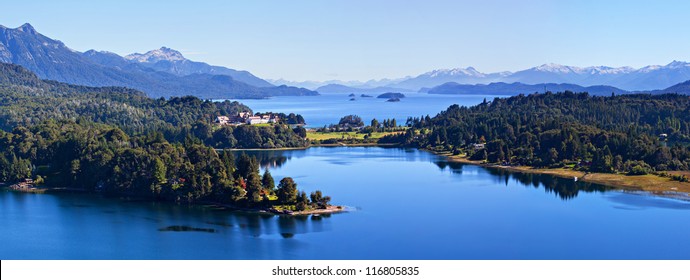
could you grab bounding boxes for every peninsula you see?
[0,63,339,215]
[376,92,690,197]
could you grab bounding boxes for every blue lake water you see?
[225,92,499,127]
[2,147,690,260]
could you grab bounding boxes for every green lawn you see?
[250,123,273,127]
[306,131,401,141]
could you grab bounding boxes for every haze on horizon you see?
[3,0,690,82]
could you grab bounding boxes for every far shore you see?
[438,152,690,197]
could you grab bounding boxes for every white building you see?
[215,116,230,125]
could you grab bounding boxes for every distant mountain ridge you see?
[315,83,412,94]
[271,77,409,91]
[286,61,690,93]
[426,82,630,96]
[391,62,690,91]
[656,79,690,95]
[0,23,314,98]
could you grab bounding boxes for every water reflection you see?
[109,195,333,238]
[435,162,613,200]
[5,146,690,259]
[232,150,296,169]
[434,160,464,173]
[239,146,439,170]
[159,225,216,233]
[241,147,616,201]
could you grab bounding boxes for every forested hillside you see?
[384,92,690,173]
[0,62,307,149]
[0,63,322,208]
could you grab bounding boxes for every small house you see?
[215,116,230,125]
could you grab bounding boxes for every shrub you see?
[629,165,648,176]
[624,160,652,176]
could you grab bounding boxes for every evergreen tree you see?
[262,170,275,192]
[245,172,263,203]
[277,177,298,204]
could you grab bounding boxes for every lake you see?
[224,92,500,127]
[2,147,690,259]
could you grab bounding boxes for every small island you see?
[377,92,406,99]
[348,93,356,97]
[386,98,401,102]
[349,98,356,101]
[360,94,373,98]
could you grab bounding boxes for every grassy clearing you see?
[250,123,273,127]
[306,131,401,141]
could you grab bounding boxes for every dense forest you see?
[0,121,328,209]
[0,63,325,210]
[382,92,690,175]
[0,62,308,149]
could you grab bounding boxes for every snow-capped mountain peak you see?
[125,47,186,63]
[533,63,577,73]
[425,67,485,78]
[581,66,635,75]
[530,64,637,75]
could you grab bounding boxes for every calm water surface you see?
[2,147,690,259]
[225,92,499,127]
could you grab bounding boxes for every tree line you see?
[381,91,690,174]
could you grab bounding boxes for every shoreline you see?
[436,151,690,197]
[218,142,400,150]
[216,146,309,152]
[3,186,87,194]
[188,201,348,216]
[10,145,689,212]
[2,186,347,216]
[310,142,399,147]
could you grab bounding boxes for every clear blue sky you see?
[3,0,689,81]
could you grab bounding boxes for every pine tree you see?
[262,170,275,192]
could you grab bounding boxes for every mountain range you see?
[268,77,409,91]
[2,23,690,98]
[315,77,690,96]
[315,84,411,94]
[0,23,316,99]
[426,82,630,96]
[288,63,690,93]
